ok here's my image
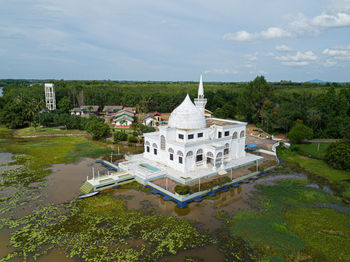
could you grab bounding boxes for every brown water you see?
[0,156,307,261]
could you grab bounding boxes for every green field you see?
[14,126,87,137]
[294,142,332,159]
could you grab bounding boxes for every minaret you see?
[194,74,207,115]
[45,83,56,110]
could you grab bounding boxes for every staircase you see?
[80,181,95,194]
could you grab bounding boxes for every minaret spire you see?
[194,74,207,115]
[198,74,204,98]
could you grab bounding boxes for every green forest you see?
[1,77,350,138]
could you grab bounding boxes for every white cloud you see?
[281,61,309,66]
[275,51,317,61]
[274,51,317,67]
[223,31,254,41]
[249,70,267,75]
[223,1,350,41]
[260,27,293,39]
[323,59,337,67]
[223,27,292,41]
[322,45,350,61]
[312,12,350,27]
[245,54,258,61]
[204,68,239,75]
[323,48,350,56]
[275,45,292,51]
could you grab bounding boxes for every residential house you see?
[70,106,99,116]
[102,106,123,116]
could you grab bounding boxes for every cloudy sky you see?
[1,0,350,81]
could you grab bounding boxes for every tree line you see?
[0,77,349,138]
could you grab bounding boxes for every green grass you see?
[280,149,350,182]
[215,179,349,261]
[294,142,332,159]
[14,127,87,137]
[285,207,350,261]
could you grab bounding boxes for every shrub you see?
[113,131,128,143]
[288,123,313,144]
[174,185,191,195]
[191,176,231,192]
[326,140,350,170]
[85,120,111,140]
[127,134,138,143]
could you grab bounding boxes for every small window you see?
[188,134,194,140]
[225,131,229,136]
[154,148,157,155]
[224,148,229,155]
[196,154,203,162]
[146,146,150,152]
[179,156,183,164]
[170,153,174,161]
[218,132,222,138]
[197,133,203,138]
[178,134,184,139]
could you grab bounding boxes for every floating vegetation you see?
[1,192,210,261]
[215,179,350,261]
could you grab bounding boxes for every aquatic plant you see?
[1,192,210,261]
[215,178,350,261]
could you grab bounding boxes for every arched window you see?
[145,141,150,146]
[216,152,223,167]
[196,149,203,162]
[224,143,229,156]
[232,132,238,139]
[186,151,193,157]
[160,135,166,150]
[168,148,174,161]
[152,143,158,148]
[177,151,184,164]
[206,151,214,158]
[240,130,245,138]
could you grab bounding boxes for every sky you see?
[0,0,350,82]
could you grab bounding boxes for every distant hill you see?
[308,79,324,83]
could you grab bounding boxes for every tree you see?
[237,76,273,123]
[85,120,110,140]
[113,131,128,143]
[326,141,350,170]
[58,96,73,114]
[288,123,313,144]
[0,101,29,129]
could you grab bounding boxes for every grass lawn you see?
[294,142,332,159]
[280,149,350,182]
[13,126,87,137]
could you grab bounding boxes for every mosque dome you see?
[168,94,206,129]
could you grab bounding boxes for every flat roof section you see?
[206,119,237,127]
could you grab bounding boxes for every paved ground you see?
[246,135,276,151]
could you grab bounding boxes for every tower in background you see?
[45,83,56,110]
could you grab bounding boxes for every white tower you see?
[194,74,207,115]
[45,83,56,110]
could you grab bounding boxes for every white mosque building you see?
[118,75,263,184]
